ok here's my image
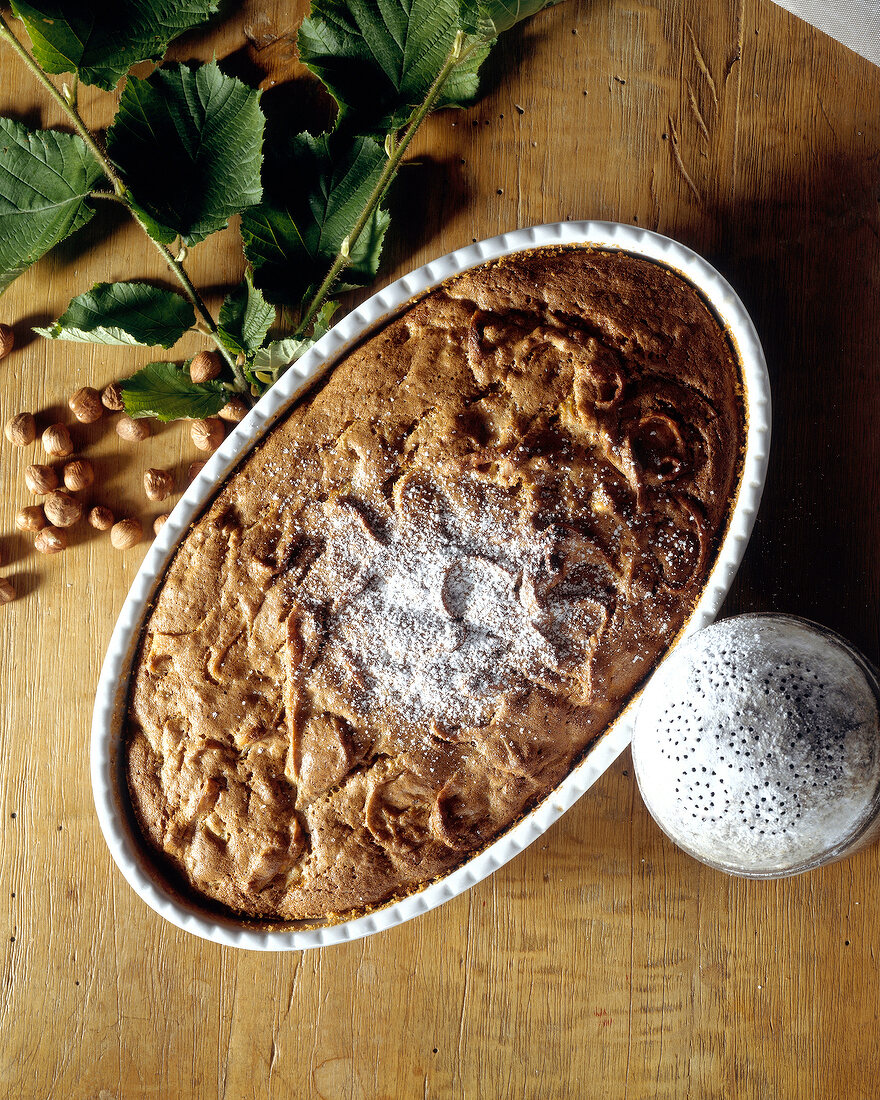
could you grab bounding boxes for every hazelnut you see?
[187,460,206,483]
[189,350,222,383]
[218,397,248,423]
[34,526,67,554]
[144,467,174,502]
[0,577,14,604]
[4,412,36,447]
[43,489,83,528]
[116,415,151,442]
[42,423,74,458]
[88,505,114,531]
[68,386,103,423]
[153,514,170,536]
[110,517,143,549]
[101,382,124,412]
[191,417,224,452]
[24,464,58,495]
[62,458,94,491]
[0,323,14,360]
[15,505,46,532]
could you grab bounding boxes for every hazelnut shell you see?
[110,517,143,549]
[144,468,174,502]
[116,415,151,442]
[24,464,59,495]
[63,458,95,491]
[68,387,103,424]
[101,383,125,412]
[42,423,74,458]
[87,506,114,531]
[0,323,14,360]
[15,505,46,532]
[190,417,224,452]
[189,350,222,384]
[4,412,36,447]
[34,526,67,554]
[43,489,83,528]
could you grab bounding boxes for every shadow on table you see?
[686,153,880,657]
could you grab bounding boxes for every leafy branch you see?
[0,0,561,420]
[297,29,470,335]
[0,12,252,393]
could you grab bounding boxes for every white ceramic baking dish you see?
[91,221,771,950]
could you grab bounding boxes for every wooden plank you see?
[1,0,879,1097]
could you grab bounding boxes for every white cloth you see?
[772,0,880,66]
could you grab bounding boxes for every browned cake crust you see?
[124,247,745,922]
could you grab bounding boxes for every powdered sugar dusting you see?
[300,475,605,732]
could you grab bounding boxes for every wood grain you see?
[1,1,879,1097]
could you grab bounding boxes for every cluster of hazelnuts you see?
[1,345,248,605]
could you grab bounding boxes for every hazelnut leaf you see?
[9,0,219,92]
[297,0,493,138]
[0,117,104,294]
[218,272,275,359]
[34,281,195,347]
[297,0,562,139]
[121,361,227,422]
[107,60,265,246]
[241,132,389,305]
[469,0,564,36]
[246,300,339,390]
[287,0,559,325]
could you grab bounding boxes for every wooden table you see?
[1,1,878,1096]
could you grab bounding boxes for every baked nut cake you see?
[125,247,745,923]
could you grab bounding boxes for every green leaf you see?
[107,60,264,246]
[34,281,195,347]
[468,0,563,35]
[249,338,308,379]
[298,0,492,137]
[249,301,339,388]
[335,206,391,292]
[0,117,103,294]
[241,132,389,305]
[310,298,341,341]
[218,273,274,358]
[10,1,219,91]
[121,360,227,421]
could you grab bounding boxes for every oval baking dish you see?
[91,221,771,950]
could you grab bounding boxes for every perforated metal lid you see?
[632,614,880,877]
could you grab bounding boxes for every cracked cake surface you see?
[124,246,745,922]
